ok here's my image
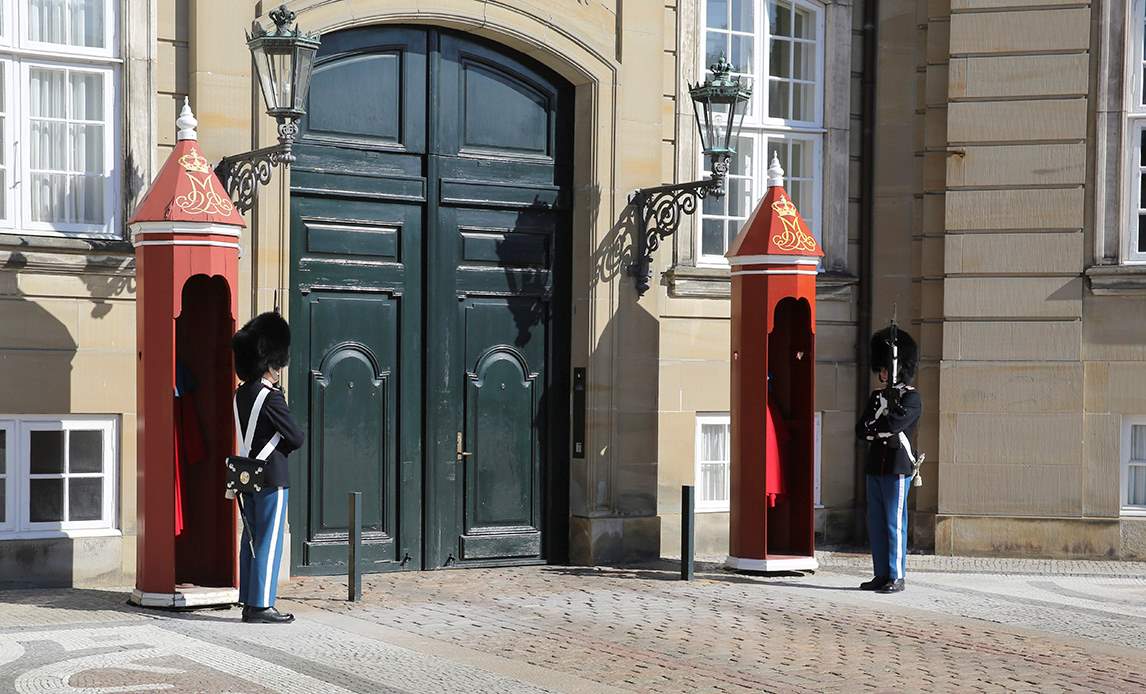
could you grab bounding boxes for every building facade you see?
[0,0,1143,587]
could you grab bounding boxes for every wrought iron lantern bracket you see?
[214,4,319,215]
[629,155,730,295]
[214,120,299,215]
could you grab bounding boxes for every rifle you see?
[885,304,900,411]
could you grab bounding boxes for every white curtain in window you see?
[29,67,104,226]
[699,422,730,504]
[31,0,104,49]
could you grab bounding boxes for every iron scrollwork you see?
[214,120,300,215]
[629,155,729,295]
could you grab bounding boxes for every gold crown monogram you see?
[771,194,798,218]
[770,193,817,253]
[178,149,211,174]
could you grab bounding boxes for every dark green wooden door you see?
[289,27,570,574]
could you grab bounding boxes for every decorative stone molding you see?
[666,266,858,300]
[1085,263,1146,295]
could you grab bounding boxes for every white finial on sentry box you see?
[767,151,784,187]
[176,97,198,141]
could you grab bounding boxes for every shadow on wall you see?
[0,246,134,587]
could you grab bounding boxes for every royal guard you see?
[231,312,305,624]
[856,320,922,593]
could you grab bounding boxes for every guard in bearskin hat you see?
[855,319,921,594]
[231,312,304,623]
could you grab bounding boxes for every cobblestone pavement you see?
[4,556,1146,693]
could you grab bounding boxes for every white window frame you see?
[1122,415,1146,516]
[13,0,117,60]
[0,420,13,533]
[19,59,117,235]
[695,413,732,513]
[0,415,119,539]
[697,0,826,266]
[1124,0,1146,263]
[0,0,120,239]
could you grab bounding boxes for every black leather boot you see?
[859,576,889,591]
[877,578,905,594]
[242,606,295,624]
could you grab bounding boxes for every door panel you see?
[459,300,545,560]
[427,32,571,567]
[303,292,398,566]
[291,26,570,573]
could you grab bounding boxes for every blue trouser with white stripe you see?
[238,487,288,608]
[866,474,910,580]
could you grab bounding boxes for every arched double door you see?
[288,26,572,573]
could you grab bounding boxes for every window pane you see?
[30,478,64,522]
[0,483,5,524]
[706,31,726,68]
[770,39,791,79]
[731,0,753,32]
[731,34,753,73]
[701,423,728,461]
[794,6,816,39]
[1132,425,1146,461]
[69,478,102,521]
[729,177,751,218]
[0,429,5,475]
[793,42,815,81]
[1139,215,1146,254]
[71,73,103,120]
[792,84,813,121]
[700,461,729,503]
[30,68,67,118]
[771,1,792,37]
[1131,465,1146,506]
[708,0,729,30]
[30,430,64,474]
[702,219,726,256]
[703,191,724,216]
[28,68,108,227]
[769,80,790,119]
[731,135,754,175]
[30,0,105,48]
[70,430,103,473]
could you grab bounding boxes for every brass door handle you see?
[456,432,473,459]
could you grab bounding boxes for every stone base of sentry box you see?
[724,554,818,573]
[130,586,239,609]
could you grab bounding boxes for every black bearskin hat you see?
[870,325,918,384]
[233,312,291,382]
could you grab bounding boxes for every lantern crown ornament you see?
[246,4,321,123]
[726,152,823,260]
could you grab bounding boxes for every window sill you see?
[1085,264,1146,296]
[0,528,122,541]
[0,234,135,276]
[665,265,858,300]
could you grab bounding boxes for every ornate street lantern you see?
[215,5,322,214]
[690,55,752,193]
[247,5,321,125]
[630,55,752,295]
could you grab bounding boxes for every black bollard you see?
[681,485,695,581]
[348,491,362,602]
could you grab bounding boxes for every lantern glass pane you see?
[271,49,294,113]
[293,46,317,112]
[251,44,279,113]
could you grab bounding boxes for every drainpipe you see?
[854,0,879,542]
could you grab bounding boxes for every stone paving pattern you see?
[2,553,1146,692]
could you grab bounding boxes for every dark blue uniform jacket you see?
[855,385,922,476]
[235,379,305,488]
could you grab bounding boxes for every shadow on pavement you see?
[0,587,243,622]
